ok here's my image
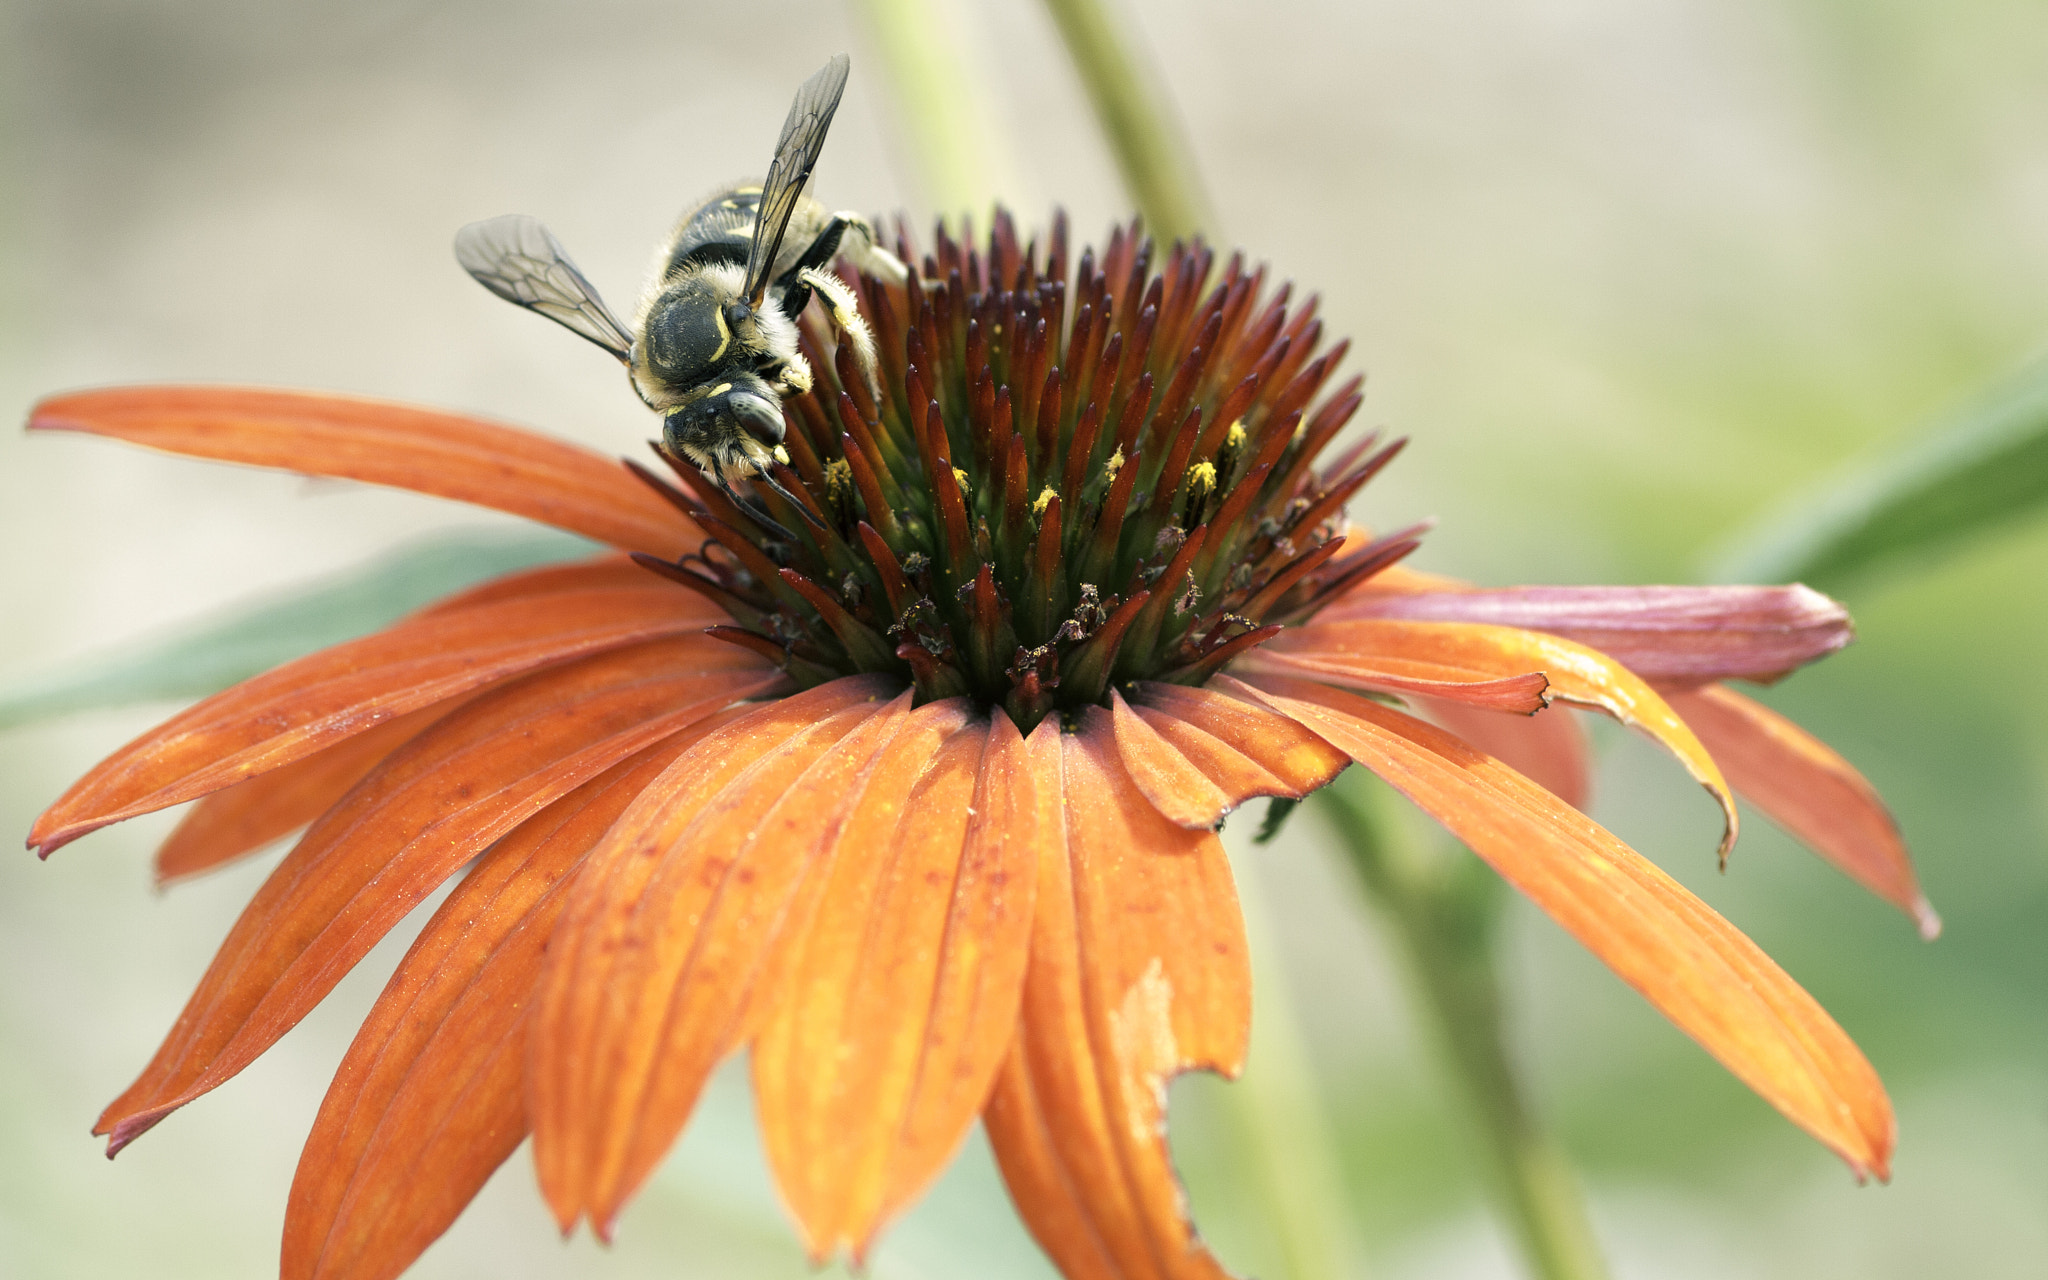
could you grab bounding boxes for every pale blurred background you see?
[2,1,2045,1277]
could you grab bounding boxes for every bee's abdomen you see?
[663,185,764,279]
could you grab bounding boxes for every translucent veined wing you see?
[455,214,635,361]
[741,55,849,308]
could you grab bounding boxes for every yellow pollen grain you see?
[1186,460,1218,493]
[773,445,791,466]
[1032,486,1057,516]
[823,457,853,497]
[1104,447,1125,481]
[1226,420,1247,450]
[953,467,971,494]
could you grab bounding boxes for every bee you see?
[454,54,902,519]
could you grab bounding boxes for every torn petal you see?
[982,709,1248,1280]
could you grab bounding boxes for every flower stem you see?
[1228,846,1369,1280]
[1317,772,1610,1280]
[850,0,1018,220]
[1038,0,1210,242]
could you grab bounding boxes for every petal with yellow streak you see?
[1239,648,1550,713]
[982,708,1249,1280]
[1227,673,1894,1178]
[1264,619,1738,859]
[29,386,696,558]
[1667,683,1937,938]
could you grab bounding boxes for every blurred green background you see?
[2,1,2043,1277]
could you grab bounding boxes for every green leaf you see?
[0,529,593,729]
[1712,352,2048,588]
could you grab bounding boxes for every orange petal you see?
[29,386,696,558]
[30,581,729,854]
[280,719,729,1280]
[982,708,1249,1280]
[1332,558,1469,598]
[1667,684,1937,938]
[752,707,1041,1259]
[155,559,714,882]
[155,704,450,885]
[528,676,911,1238]
[1253,655,1550,712]
[409,553,658,615]
[94,640,768,1153]
[1415,694,1592,812]
[1269,619,1738,859]
[1116,682,1350,829]
[1228,673,1894,1178]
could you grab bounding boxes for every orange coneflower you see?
[27,212,1927,1280]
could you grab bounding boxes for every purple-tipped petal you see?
[1330,584,1852,686]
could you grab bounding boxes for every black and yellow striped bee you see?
[455,54,901,513]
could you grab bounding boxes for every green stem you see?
[1039,0,1210,242]
[1317,774,1610,1280]
[1227,847,1367,1280]
[850,0,1017,220]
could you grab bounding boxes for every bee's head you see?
[662,372,785,481]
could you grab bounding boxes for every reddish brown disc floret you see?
[631,210,1418,729]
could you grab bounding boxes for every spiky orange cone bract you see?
[28,211,1920,1280]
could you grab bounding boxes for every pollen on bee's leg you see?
[781,356,814,397]
[800,266,881,403]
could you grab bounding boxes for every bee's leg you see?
[797,265,880,402]
[770,349,814,398]
[727,487,798,543]
[830,213,910,284]
[750,466,828,532]
[784,212,910,287]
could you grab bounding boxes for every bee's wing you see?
[455,214,635,361]
[742,54,850,308]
